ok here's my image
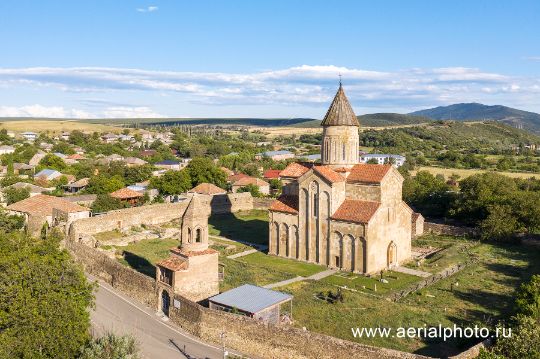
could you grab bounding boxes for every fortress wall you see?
[68,202,190,240]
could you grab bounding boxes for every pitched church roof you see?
[313,166,345,183]
[269,195,299,214]
[346,164,392,184]
[321,84,360,127]
[331,199,380,223]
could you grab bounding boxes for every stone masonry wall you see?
[424,222,478,237]
[68,202,190,241]
[66,241,156,307]
[253,197,274,210]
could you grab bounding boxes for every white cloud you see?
[136,6,158,13]
[0,65,539,114]
[523,56,540,62]
[0,105,90,118]
[102,106,163,118]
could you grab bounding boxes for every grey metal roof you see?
[321,84,360,127]
[209,284,292,314]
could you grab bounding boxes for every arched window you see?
[195,228,202,243]
[342,143,346,160]
[187,228,192,243]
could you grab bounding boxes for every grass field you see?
[0,119,121,134]
[277,237,540,356]
[209,210,269,245]
[115,237,178,277]
[238,252,326,278]
[413,166,540,179]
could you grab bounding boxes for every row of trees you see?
[403,171,540,240]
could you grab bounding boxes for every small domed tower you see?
[320,83,360,168]
[180,194,209,252]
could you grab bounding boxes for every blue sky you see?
[0,0,539,118]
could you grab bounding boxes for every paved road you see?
[90,277,225,359]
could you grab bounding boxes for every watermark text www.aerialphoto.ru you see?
[351,324,511,342]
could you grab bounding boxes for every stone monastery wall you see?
[68,202,190,241]
[67,240,429,359]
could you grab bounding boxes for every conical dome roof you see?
[321,84,360,127]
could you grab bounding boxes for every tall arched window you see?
[342,143,346,160]
[195,228,202,243]
[187,228,192,243]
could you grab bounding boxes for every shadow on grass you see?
[209,213,269,247]
[122,251,156,278]
[413,240,540,357]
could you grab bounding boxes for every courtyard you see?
[95,210,540,357]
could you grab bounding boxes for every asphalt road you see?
[90,277,225,359]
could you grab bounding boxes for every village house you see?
[6,194,90,235]
[0,145,15,155]
[1,182,49,201]
[263,169,281,181]
[256,150,295,161]
[232,176,270,195]
[155,159,181,171]
[101,133,119,143]
[359,154,406,167]
[268,84,414,274]
[110,187,144,206]
[64,178,89,194]
[21,131,38,141]
[29,152,46,166]
[34,169,63,182]
[123,157,148,167]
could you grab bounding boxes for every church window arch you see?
[195,227,202,243]
[187,227,192,243]
[342,143,346,161]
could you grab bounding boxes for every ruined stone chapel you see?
[269,84,414,274]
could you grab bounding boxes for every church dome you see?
[321,84,360,127]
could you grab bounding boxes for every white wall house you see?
[359,154,406,167]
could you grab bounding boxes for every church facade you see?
[268,85,413,274]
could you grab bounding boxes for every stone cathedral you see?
[268,84,413,274]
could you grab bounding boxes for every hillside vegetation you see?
[410,103,540,133]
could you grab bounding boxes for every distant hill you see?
[357,113,431,127]
[290,113,431,128]
[409,103,540,133]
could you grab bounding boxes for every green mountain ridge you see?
[409,103,540,133]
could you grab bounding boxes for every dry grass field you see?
[413,166,540,179]
[0,120,121,134]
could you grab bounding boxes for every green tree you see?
[79,333,139,359]
[515,275,540,319]
[185,157,226,188]
[38,154,67,172]
[85,175,125,195]
[91,194,127,213]
[52,142,75,155]
[124,165,154,185]
[149,170,191,196]
[237,184,262,197]
[3,187,30,205]
[0,233,95,358]
[0,209,25,232]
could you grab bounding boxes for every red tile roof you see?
[188,182,226,195]
[279,162,310,178]
[263,169,281,179]
[7,194,88,216]
[233,177,269,187]
[331,200,380,223]
[67,154,86,160]
[157,256,188,271]
[269,195,299,214]
[227,173,249,183]
[110,187,144,199]
[313,166,344,183]
[346,164,392,184]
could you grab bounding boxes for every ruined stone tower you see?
[320,83,360,168]
[180,194,210,252]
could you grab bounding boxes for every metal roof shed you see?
[208,284,293,325]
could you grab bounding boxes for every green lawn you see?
[277,240,540,357]
[220,257,293,291]
[209,237,254,256]
[209,210,269,245]
[94,230,123,243]
[406,234,477,274]
[238,252,327,277]
[115,238,179,278]
[321,270,421,296]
